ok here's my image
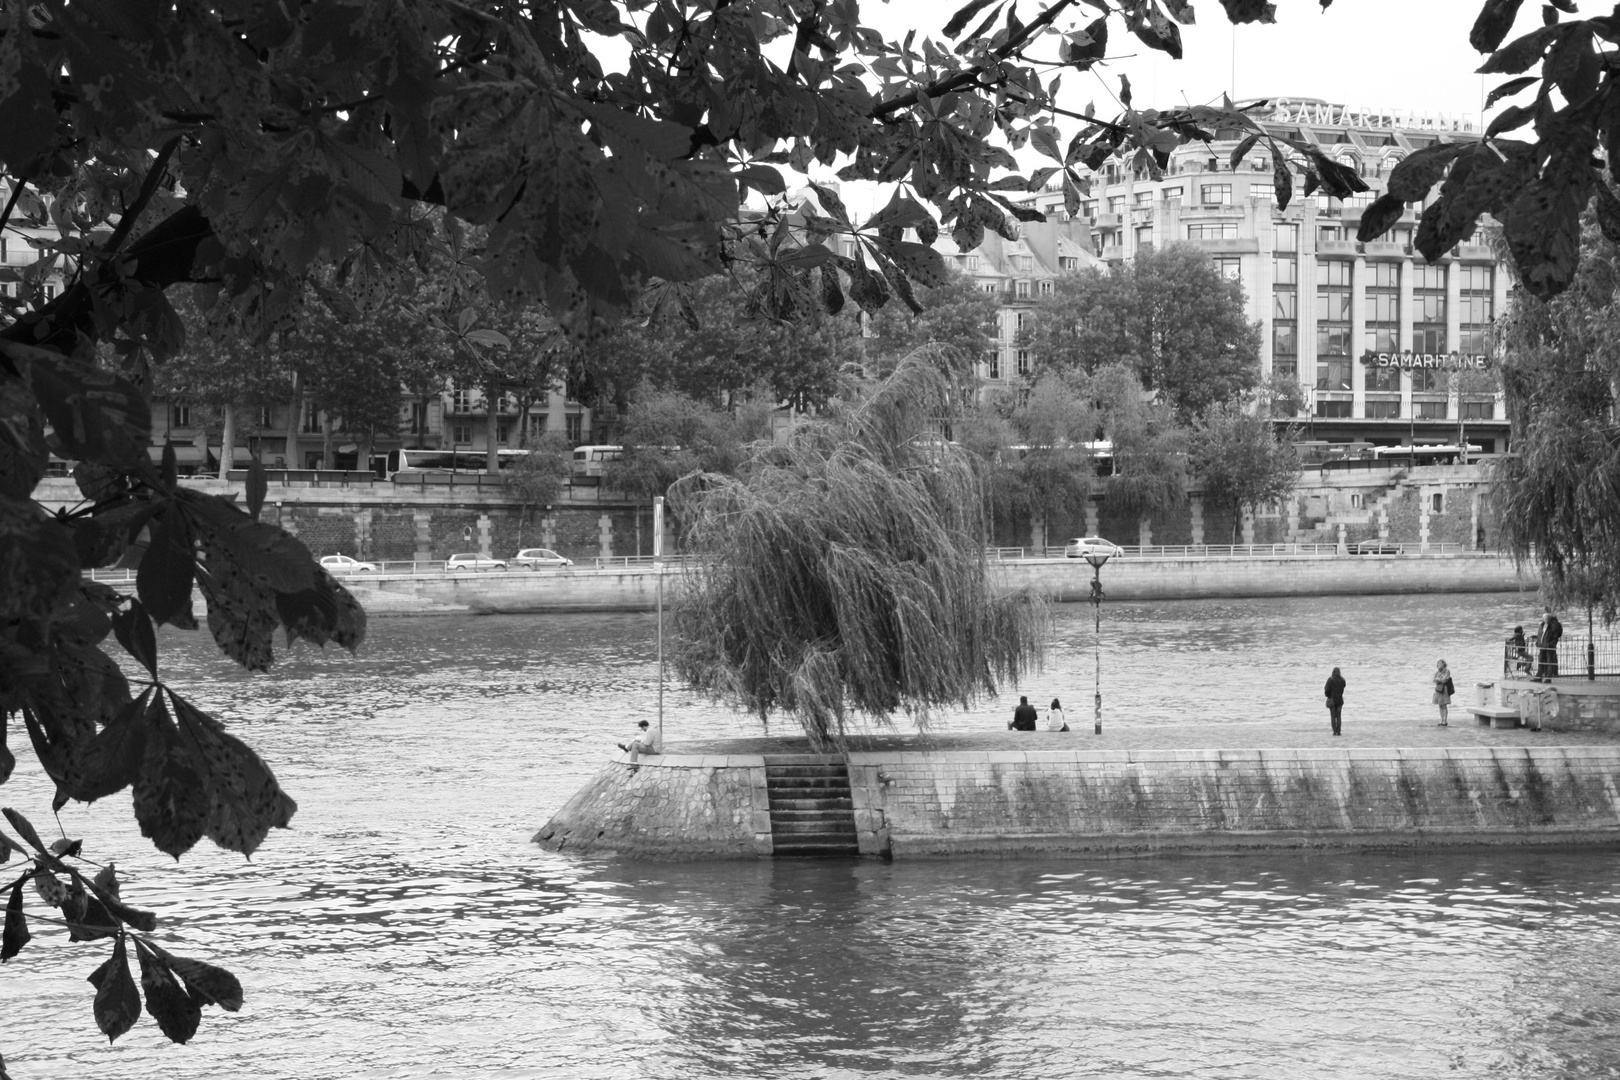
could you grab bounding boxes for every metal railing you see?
[987,542,1466,560]
[1503,635,1620,681]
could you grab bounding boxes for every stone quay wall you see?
[535,755,771,859]
[333,554,1530,615]
[536,746,1620,861]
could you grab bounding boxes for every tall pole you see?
[1092,562,1103,735]
[654,495,665,741]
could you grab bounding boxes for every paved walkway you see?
[668,716,1620,756]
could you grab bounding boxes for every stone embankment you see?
[328,553,1529,616]
[535,714,1620,861]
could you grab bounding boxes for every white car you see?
[320,554,379,573]
[446,553,508,572]
[512,547,573,570]
[1063,537,1124,560]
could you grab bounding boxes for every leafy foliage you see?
[1491,213,1620,622]
[1188,400,1302,542]
[1019,245,1262,422]
[670,355,1049,743]
[864,272,1000,377]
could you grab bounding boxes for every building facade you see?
[1024,96,1512,452]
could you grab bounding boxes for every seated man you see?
[618,719,663,763]
[1008,696,1038,732]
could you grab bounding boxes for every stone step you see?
[771,818,857,836]
[768,797,853,812]
[765,765,848,780]
[770,808,850,823]
[771,838,860,856]
[764,774,851,790]
[770,785,852,801]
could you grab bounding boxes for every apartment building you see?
[1023,97,1511,451]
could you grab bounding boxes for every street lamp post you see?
[1083,550,1110,735]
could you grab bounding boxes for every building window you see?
[1014,280,1029,299]
[44,284,56,299]
[525,412,548,438]
[1039,279,1054,295]
[452,422,472,443]
[1187,222,1237,240]
[258,405,275,428]
[496,420,510,444]
[171,402,191,429]
[1275,223,1298,252]
[1134,191,1154,206]
[1315,261,1351,390]
[1364,359,1401,393]
[1459,264,1493,359]
[1212,257,1241,281]
[302,404,322,434]
[1016,349,1030,376]
[1107,196,1125,215]
[1365,398,1401,418]
[565,414,582,443]
[1432,493,1444,513]
[408,401,427,434]
[1415,400,1449,419]
[1414,263,1446,369]
[1317,224,1344,245]
[1081,200,1097,219]
[1314,399,1353,418]
[1202,184,1232,205]
[1273,322,1297,358]
[988,351,1000,380]
[1364,261,1399,388]
[1461,399,1495,420]
[451,388,474,413]
[1135,225,1153,249]
[1161,186,1183,201]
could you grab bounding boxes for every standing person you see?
[1046,698,1068,732]
[1432,659,1454,726]
[1323,667,1346,736]
[1537,607,1564,680]
[1507,625,1530,676]
[1009,696,1038,731]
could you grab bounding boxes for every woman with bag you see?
[1324,668,1346,736]
[1432,659,1455,726]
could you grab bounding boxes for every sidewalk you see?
[667,715,1620,756]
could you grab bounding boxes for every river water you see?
[6,592,1620,1079]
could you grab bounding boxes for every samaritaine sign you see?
[1360,351,1491,370]
[1266,98,1476,134]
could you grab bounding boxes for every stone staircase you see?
[764,759,859,857]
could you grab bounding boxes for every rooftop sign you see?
[1360,351,1490,370]
[1267,98,1476,134]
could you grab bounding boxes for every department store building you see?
[1024,97,1512,452]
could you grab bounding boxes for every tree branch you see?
[102,137,183,255]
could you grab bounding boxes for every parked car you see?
[1353,539,1404,555]
[320,554,378,573]
[1064,537,1125,559]
[512,547,574,570]
[446,553,508,571]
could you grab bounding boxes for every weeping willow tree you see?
[1492,214,1620,625]
[668,352,1050,745]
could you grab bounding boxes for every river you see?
[6,592,1620,1079]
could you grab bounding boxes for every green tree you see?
[501,433,574,546]
[1188,400,1303,544]
[1007,372,1099,547]
[1087,363,1190,522]
[1021,245,1262,422]
[865,272,999,376]
[670,357,1048,743]
[1492,215,1620,623]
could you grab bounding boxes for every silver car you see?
[320,554,378,573]
[512,547,574,570]
[1063,537,1124,559]
[446,553,507,572]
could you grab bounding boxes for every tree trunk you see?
[320,412,333,470]
[485,377,501,473]
[418,390,430,449]
[283,372,301,470]
[219,402,236,477]
[361,425,374,477]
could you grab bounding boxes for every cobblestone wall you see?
[534,759,769,859]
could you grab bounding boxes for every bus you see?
[1372,443,1481,467]
[375,447,532,478]
[571,444,623,479]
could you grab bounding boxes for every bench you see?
[1466,706,1521,729]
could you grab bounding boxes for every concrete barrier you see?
[536,744,1620,860]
